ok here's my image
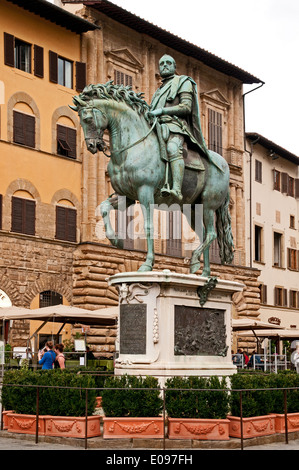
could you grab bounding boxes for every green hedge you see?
[230,372,299,417]
[165,376,230,419]
[101,375,163,417]
[1,369,97,417]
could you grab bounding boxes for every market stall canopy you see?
[232,318,284,331]
[0,304,118,325]
[238,329,299,339]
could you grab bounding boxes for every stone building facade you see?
[1,0,264,357]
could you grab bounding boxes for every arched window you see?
[39,290,62,308]
[11,190,35,235]
[13,102,35,148]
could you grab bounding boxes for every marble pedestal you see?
[108,270,243,381]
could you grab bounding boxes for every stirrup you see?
[161,182,171,197]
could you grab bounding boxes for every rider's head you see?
[159,54,176,78]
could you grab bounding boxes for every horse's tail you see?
[215,191,235,265]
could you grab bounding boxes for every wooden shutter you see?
[67,207,77,242]
[262,285,267,304]
[283,288,288,307]
[114,70,133,86]
[255,160,262,183]
[295,179,299,198]
[57,125,76,159]
[281,172,288,193]
[24,199,35,235]
[13,110,25,145]
[56,206,77,242]
[49,50,58,83]
[208,109,223,155]
[11,197,35,235]
[4,33,14,67]
[13,111,35,148]
[24,114,35,148]
[67,127,77,159]
[34,45,44,78]
[76,61,86,91]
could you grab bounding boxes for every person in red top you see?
[243,351,249,366]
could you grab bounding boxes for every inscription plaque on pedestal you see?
[120,304,147,354]
[174,305,227,356]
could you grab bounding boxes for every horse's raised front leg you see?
[100,194,135,249]
[190,207,217,276]
[137,185,155,272]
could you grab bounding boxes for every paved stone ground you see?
[0,430,299,451]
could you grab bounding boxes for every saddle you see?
[156,121,205,171]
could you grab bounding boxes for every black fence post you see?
[240,390,244,451]
[163,387,166,451]
[284,389,288,445]
[85,388,88,450]
[35,386,39,444]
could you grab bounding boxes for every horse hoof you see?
[201,270,211,278]
[138,263,153,272]
[190,262,201,274]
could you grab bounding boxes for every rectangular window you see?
[287,248,298,271]
[254,225,263,262]
[259,284,267,304]
[114,70,133,87]
[288,176,295,197]
[274,287,287,307]
[273,169,280,191]
[208,109,223,155]
[290,215,295,229]
[55,206,77,242]
[11,197,35,235]
[14,38,31,73]
[273,232,282,267]
[58,56,73,88]
[289,290,298,309]
[255,160,262,183]
[57,125,76,159]
[115,208,134,250]
[13,111,35,148]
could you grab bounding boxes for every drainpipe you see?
[242,82,265,267]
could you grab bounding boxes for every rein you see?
[81,103,157,158]
[102,116,158,158]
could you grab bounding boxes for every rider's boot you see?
[170,158,184,203]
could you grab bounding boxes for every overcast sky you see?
[51,0,299,156]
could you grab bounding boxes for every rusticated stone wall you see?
[0,232,75,347]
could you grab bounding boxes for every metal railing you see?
[232,353,291,372]
[0,380,297,451]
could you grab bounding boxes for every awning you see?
[232,318,283,331]
[238,329,299,340]
[0,304,118,325]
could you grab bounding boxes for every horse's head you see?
[70,96,108,154]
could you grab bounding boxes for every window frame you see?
[13,110,35,148]
[11,196,36,236]
[55,205,77,242]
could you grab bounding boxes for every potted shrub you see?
[1,369,100,438]
[269,371,299,434]
[228,373,276,439]
[101,375,164,439]
[165,376,230,440]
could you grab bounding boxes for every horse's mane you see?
[79,81,151,119]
